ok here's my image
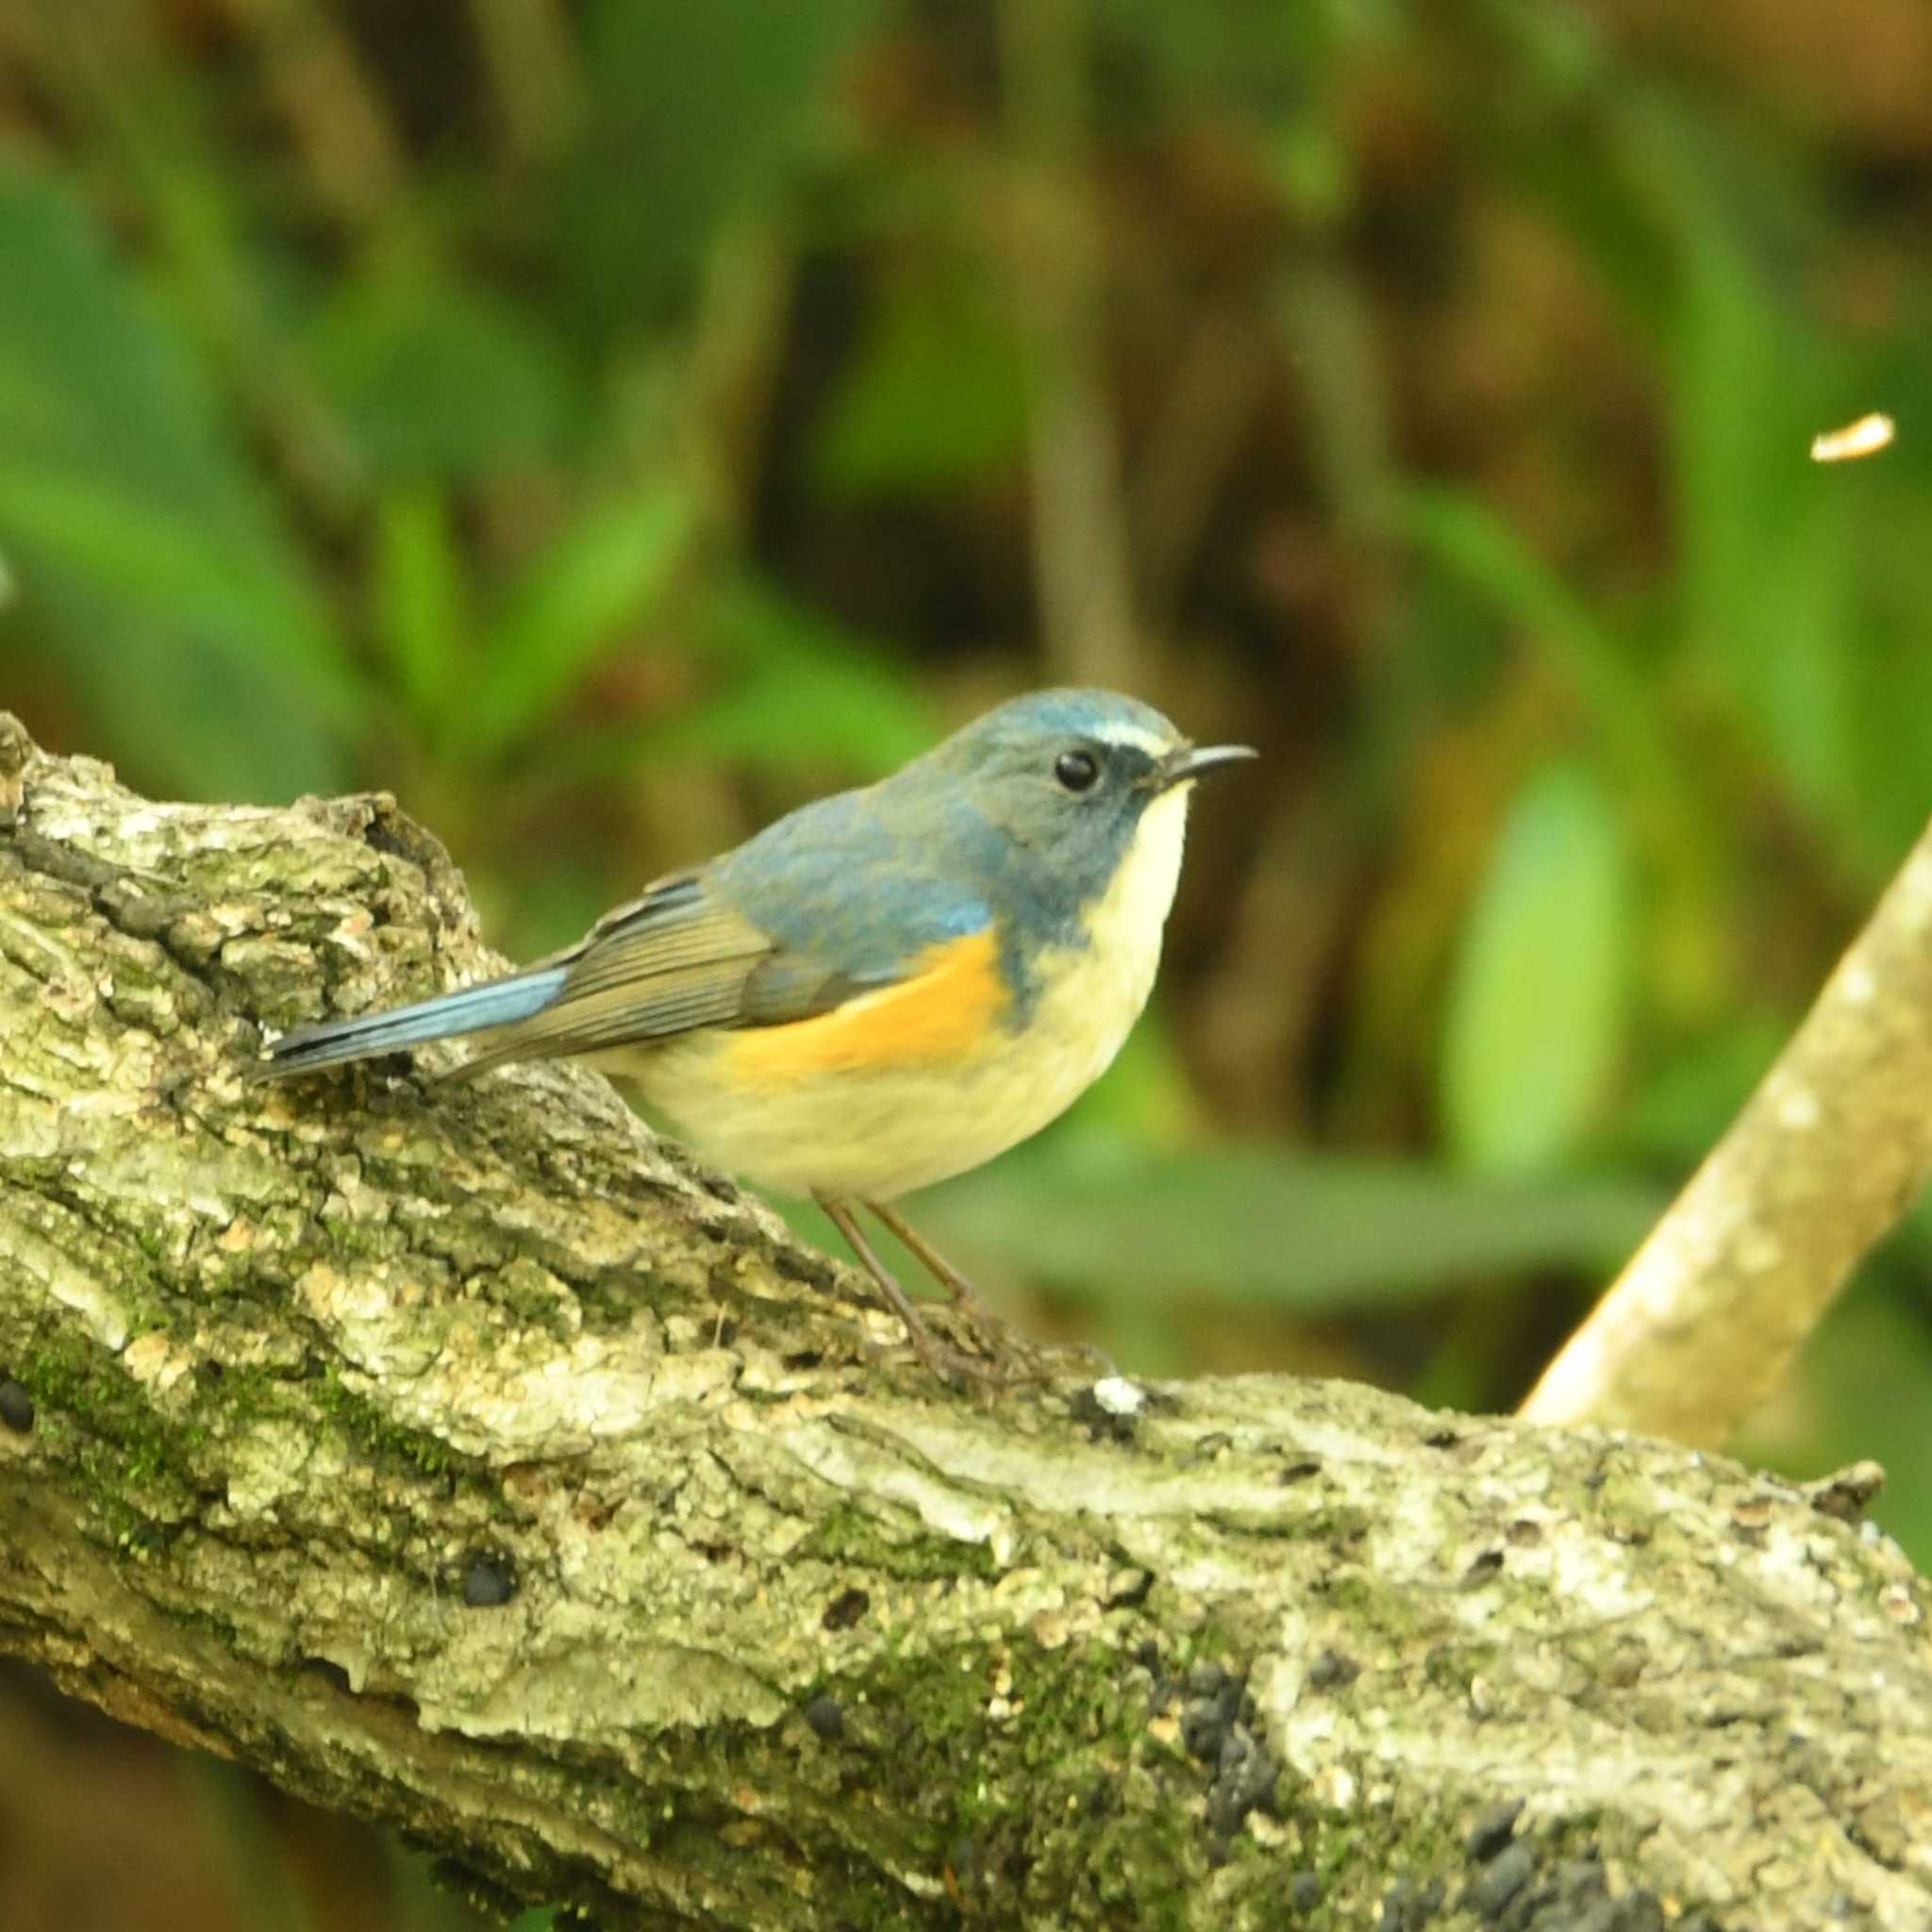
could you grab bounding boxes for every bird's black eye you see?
[1054,748,1100,793]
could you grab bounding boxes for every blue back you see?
[705,688,1181,1013]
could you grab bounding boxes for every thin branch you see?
[1523,813,1932,1443]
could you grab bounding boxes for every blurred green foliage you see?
[1440,760,1630,1174]
[6,0,1932,1923]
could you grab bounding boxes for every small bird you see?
[256,688,1255,1380]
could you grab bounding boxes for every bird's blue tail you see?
[254,965,570,1079]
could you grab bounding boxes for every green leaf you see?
[0,169,358,800]
[307,274,573,485]
[1440,762,1631,1175]
[1397,487,1670,808]
[371,486,466,728]
[1659,189,1855,825]
[458,486,694,761]
[1841,465,1932,874]
[1619,1014,1784,1166]
[665,575,936,776]
[550,0,889,327]
[1603,101,1865,858]
[0,466,325,665]
[813,277,1027,496]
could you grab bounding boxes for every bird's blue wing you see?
[705,782,995,976]
[455,788,993,1073]
[258,784,994,1082]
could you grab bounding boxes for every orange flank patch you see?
[726,929,1008,1084]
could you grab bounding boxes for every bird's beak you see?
[1154,741,1258,791]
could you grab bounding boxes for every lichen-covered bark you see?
[1,712,1929,1932]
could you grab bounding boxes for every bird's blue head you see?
[880,687,1257,950]
[702,686,1255,1024]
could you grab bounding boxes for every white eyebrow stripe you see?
[1093,721,1173,757]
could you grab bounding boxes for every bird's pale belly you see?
[625,1003,1120,1199]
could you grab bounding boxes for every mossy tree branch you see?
[2,714,1929,1931]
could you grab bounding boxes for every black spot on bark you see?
[1307,1647,1359,1690]
[0,1378,34,1433]
[1464,1799,1523,1863]
[1469,1840,1536,1921]
[460,1554,516,1607]
[822,1587,870,1631]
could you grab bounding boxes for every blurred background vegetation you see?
[5,0,1932,1924]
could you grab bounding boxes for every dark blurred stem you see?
[467,0,583,164]
[681,217,797,548]
[998,0,1143,691]
[1131,308,1272,622]
[1523,810,1932,1446]
[249,0,408,222]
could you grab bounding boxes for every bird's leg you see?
[862,1198,1003,1334]
[868,1199,1122,1384]
[816,1193,1002,1387]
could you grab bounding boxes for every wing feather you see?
[446,787,999,1081]
[449,870,863,1078]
